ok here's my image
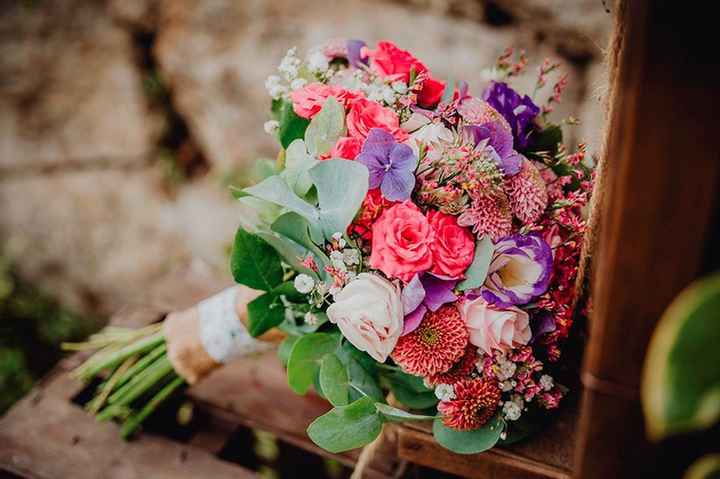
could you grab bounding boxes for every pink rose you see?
[289,83,363,119]
[329,136,362,160]
[346,98,407,141]
[370,201,434,282]
[326,273,403,362]
[427,210,475,279]
[364,41,445,108]
[460,297,531,354]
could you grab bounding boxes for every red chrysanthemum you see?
[391,305,468,376]
[427,345,478,386]
[438,378,501,430]
[504,159,548,224]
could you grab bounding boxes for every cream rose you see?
[326,273,404,362]
[460,297,531,354]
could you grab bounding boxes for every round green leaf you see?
[642,273,720,440]
[246,291,285,337]
[287,333,341,395]
[388,371,438,409]
[432,415,504,454]
[458,235,494,291]
[307,397,383,453]
[320,353,350,406]
[278,335,300,366]
[375,403,435,422]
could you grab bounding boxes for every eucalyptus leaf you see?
[304,97,346,157]
[307,397,383,453]
[388,371,438,409]
[287,333,341,395]
[319,354,350,406]
[282,139,318,197]
[278,335,300,366]
[255,231,315,277]
[432,415,504,454]
[230,228,283,291]
[235,196,282,233]
[458,235,495,291]
[336,342,384,401]
[375,403,435,422]
[243,175,319,224]
[309,159,369,240]
[271,212,328,270]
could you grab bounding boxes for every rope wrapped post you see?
[574,0,720,477]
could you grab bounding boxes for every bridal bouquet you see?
[68,39,593,455]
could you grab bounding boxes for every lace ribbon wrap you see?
[163,286,283,384]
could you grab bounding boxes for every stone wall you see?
[0,0,612,316]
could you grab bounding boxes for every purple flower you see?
[531,311,556,342]
[478,233,552,307]
[356,128,417,201]
[347,39,368,68]
[464,121,523,175]
[401,273,458,335]
[482,81,540,150]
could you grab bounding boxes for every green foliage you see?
[432,415,504,454]
[0,348,34,413]
[525,123,563,160]
[319,353,350,406]
[230,228,284,291]
[642,273,720,440]
[246,291,286,338]
[242,175,320,224]
[458,235,495,291]
[281,139,317,197]
[304,97,346,157]
[374,403,435,422]
[309,159,369,240]
[387,370,438,409]
[336,342,384,401]
[287,333,341,395]
[307,397,384,453]
[275,99,310,149]
[278,335,300,366]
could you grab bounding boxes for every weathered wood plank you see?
[575,0,720,477]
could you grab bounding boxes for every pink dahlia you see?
[504,159,548,224]
[427,345,478,386]
[457,97,511,132]
[391,305,468,376]
[457,191,513,241]
[438,378,501,430]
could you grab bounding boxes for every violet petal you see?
[531,312,556,342]
[388,143,417,171]
[421,275,458,312]
[356,152,386,189]
[346,39,368,68]
[402,304,427,336]
[362,128,395,158]
[402,274,426,314]
[381,168,415,201]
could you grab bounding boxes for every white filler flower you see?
[293,274,315,294]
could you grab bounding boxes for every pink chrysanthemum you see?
[457,97,511,132]
[504,159,548,224]
[391,305,468,376]
[427,345,478,386]
[438,378,501,430]
[457,191,513,241]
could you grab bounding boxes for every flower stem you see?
[112,343,167,391]
[75,331,165,381]
[120,375,185,439]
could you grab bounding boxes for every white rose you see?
[326,273,403,362]
[461,297,531,355]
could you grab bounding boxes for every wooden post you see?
[574,1,720,477]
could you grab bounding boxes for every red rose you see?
[417,77,446,108]
[427,210,475,279]
[346,98,407,141]
[329,136,362,160]
[365,41,428,82]
[349,189,393,241]
[369,201,434,282]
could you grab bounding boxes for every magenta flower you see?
[356,128,417,201]
[401,273,458,335]
[482,81,540,150]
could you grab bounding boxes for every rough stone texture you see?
[492,0,613,59]
[0,0,161,172]
[154,0,586,172]
[0,0,608,318]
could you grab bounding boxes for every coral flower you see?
[438,378,501,430]
[427,345,478,386]
[504,158,548,223]
[391,305,468,376]
[457,191,513,241]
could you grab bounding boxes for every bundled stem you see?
[63,325,186,439]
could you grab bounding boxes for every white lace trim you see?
[198,286,270,363]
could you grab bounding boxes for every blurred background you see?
[0,0,610,475]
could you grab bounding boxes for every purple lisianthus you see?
[401,273,458,335]
[464,121,523,175]
[356,128,417,201]
[479,233,552,307]
[482,81,540,150]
